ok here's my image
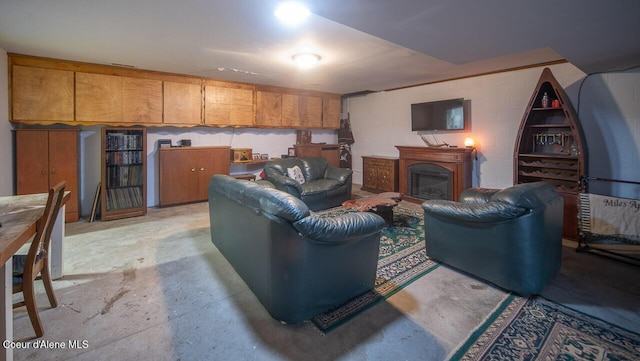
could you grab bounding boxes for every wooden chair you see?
[12,181,66,339]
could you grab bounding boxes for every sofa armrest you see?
[459,187,500,204]
[265,173,303,192]
[324,166,352,185]
[293,212,385,244]
[422,200,528,223]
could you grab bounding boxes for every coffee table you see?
[342,192,403,226]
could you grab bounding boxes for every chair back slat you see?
[24,181,66,279]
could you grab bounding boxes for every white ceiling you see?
[1,0,639,96]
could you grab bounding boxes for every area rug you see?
[449,293,640,360]
[310,205,440,333]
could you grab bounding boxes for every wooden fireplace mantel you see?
[395,146,474,203]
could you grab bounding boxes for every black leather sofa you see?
[422,182,563,295]
[262,157,352,211]
[208,174,385,324]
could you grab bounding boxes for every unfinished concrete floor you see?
[10,194,640,360]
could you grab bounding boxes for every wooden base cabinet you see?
[14,129,80,222]
[362,156,399,193]
[159,147,230,206]
[293,144,340,168]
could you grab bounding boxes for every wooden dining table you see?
[0,192,69,361]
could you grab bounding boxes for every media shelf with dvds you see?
[101,127,147,220]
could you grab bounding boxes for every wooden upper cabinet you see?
[282,93,323,128]
[256,91,282,127]
[204,81,255,126]
[11,65,74,121]
[303,95,323,128]
[163,80,202,125]
[123,77,162,123]
[76,72,123,122]
[323,96,341,129]
[8,55,342,128]
[76,72,162,124]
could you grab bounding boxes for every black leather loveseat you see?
[208,174,385,324]
[422,182,563,295]
[263,157,352,211]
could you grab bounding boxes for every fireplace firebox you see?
[396,146,473,203]
[408,164,452,200]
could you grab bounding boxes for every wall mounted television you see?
[411,98,466,131]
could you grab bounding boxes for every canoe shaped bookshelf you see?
[514,68,588,240]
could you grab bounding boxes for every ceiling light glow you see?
[292,53,321,68]
[274,2,310,26]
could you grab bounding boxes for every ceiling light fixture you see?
[274,2,310,26]
[292,53,321,68]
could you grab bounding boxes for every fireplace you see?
[408,164,452,200]
[396,146,473,203]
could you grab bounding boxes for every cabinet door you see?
[196,149,230,200]
[282,93,323,128]
[281,93,301,127]
[48,131,79,221]
[362,161,379,191]
[76,72,123,122]
[377,166,394,192]
[302,95,323,128]
[12,65,74,121]
[159,150,198,206]
[77,73,162,124]
[15,130,50,194]
[164,81,202,125]
[256,91,282,127]
[122,77,163,124]
[204,82,254,126]
[322,96,341,129]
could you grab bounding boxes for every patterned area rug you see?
[310,205,439,333]
[449,294,640,360]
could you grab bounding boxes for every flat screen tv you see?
[411,98,466,131]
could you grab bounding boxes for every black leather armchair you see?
[263,157,352,211]
[421,182,563,295]
[208,175,385,324]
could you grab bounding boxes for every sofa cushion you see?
[299,157,328,182]
[287,165,306,184]
[211,175,309,222]
[299,179,341,196]
[490,182,556,209]
[422,199,528,223]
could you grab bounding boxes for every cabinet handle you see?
[191,168,196,172]
[41,169,47,176]
[200,167,205,171]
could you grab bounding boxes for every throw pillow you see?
[287,165,306,184]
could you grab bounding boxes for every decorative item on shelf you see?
[252,153,261,161]
[288,147,296,157]
[541,92,550,108]
[157,139,172,149]
[532,132,574,154]
[296,130,311,145]
[551,99,561,108]
[178,139,191,147]
[464,137,475,148]
[260,154,269,160]
[231,148,252,163]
